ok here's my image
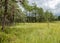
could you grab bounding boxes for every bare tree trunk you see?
[1,0,8,31]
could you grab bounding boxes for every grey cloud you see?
[54,3,60,15]
[28,0,60,15]
[28,0,51,5]
[55,3,60,9]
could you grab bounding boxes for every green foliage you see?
[44,11,55,22]
[14,10,26,22]
[21,0,55,22]
[0,0,24,24]
[58,16,60,20]
[0,0,57,23]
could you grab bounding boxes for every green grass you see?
[0,22,60,43]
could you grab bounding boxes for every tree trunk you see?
[0,0,2,24]
[1,0,8,31]
[35,13,36,22]
[10,5,14,23]
[0,0,2,8]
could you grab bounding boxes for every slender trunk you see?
[12,6,14,23]
[29,12,30,22]
[0,0,2,24]
[10,5,14,23]
[47,18,49,29]
[0,0,2,8]
[1,0,8,31]
[35,13,36,22]
[28,11,30,22]
[35,8,36,22]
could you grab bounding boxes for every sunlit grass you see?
[0,22,60,43]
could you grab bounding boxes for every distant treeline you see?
[0,0,60,25]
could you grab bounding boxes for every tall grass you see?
[0,22,60,43]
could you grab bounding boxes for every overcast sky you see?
[28,0,60,15]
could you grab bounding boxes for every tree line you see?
[14,0,58,23]
[0,0,60,31]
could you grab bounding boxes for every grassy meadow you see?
[0,22,60,43]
